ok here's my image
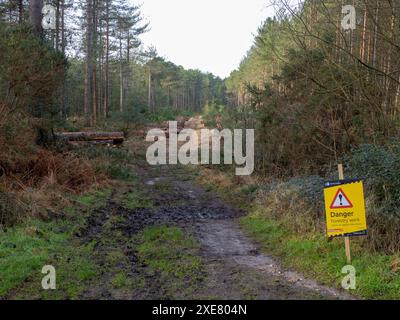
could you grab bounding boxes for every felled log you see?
[56,132,124,141]
[56,132,124,145]
[68,140,116,146]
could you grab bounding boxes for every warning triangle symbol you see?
[330,188,353,209]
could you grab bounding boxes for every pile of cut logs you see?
[141,116,208,139]
[56,132,124,146]
[157,116,186,138]
[184,117,205,130]
[156,116,206,138]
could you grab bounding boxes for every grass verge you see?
[0,188,112,299]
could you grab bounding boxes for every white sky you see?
[138,0,275,79]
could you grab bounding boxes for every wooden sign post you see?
[338,164,352,264]
[324,165,366,264]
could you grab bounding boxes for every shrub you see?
[105,163,133,181]
[346,143,400,217]
[255,156,400,253]
[0,24,66,120]
[255,182,324,235]
[0,192,26,226]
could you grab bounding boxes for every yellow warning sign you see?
[323,179,367,238]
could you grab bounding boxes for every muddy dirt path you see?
[74,117,354,300]
[131,162,353,300]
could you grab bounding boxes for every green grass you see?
[111,272,129,289]
[0,220,68,297]
[0,218,99,299]
[136,226,202,278]
[135,225,203,296]
[75,188,112,208]
[239,213,400,299]
[120,189,153,209]
[0,188,115,299]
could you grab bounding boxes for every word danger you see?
[146,121,254,176]
[330,211,354,219]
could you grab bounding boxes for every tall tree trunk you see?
[92,0,98,124]
[372,0,380,67]
[55,0,60,50]
[92,67,97,124]
[61,0,66,117]
[18,0,24,23]
[119,34,123,113]
[104,0,110,118]
[148,69,152,110]
[125,33,131,110]
[360,5,367,62]
[394,73,400,117]
[98,18,103,120]
[383,5,395,116]
[29,0,43,35]
[84,0,93,125]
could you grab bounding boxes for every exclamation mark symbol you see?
[339,194,343,206]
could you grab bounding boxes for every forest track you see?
[77,163,353,299]
[76,118,355,300]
